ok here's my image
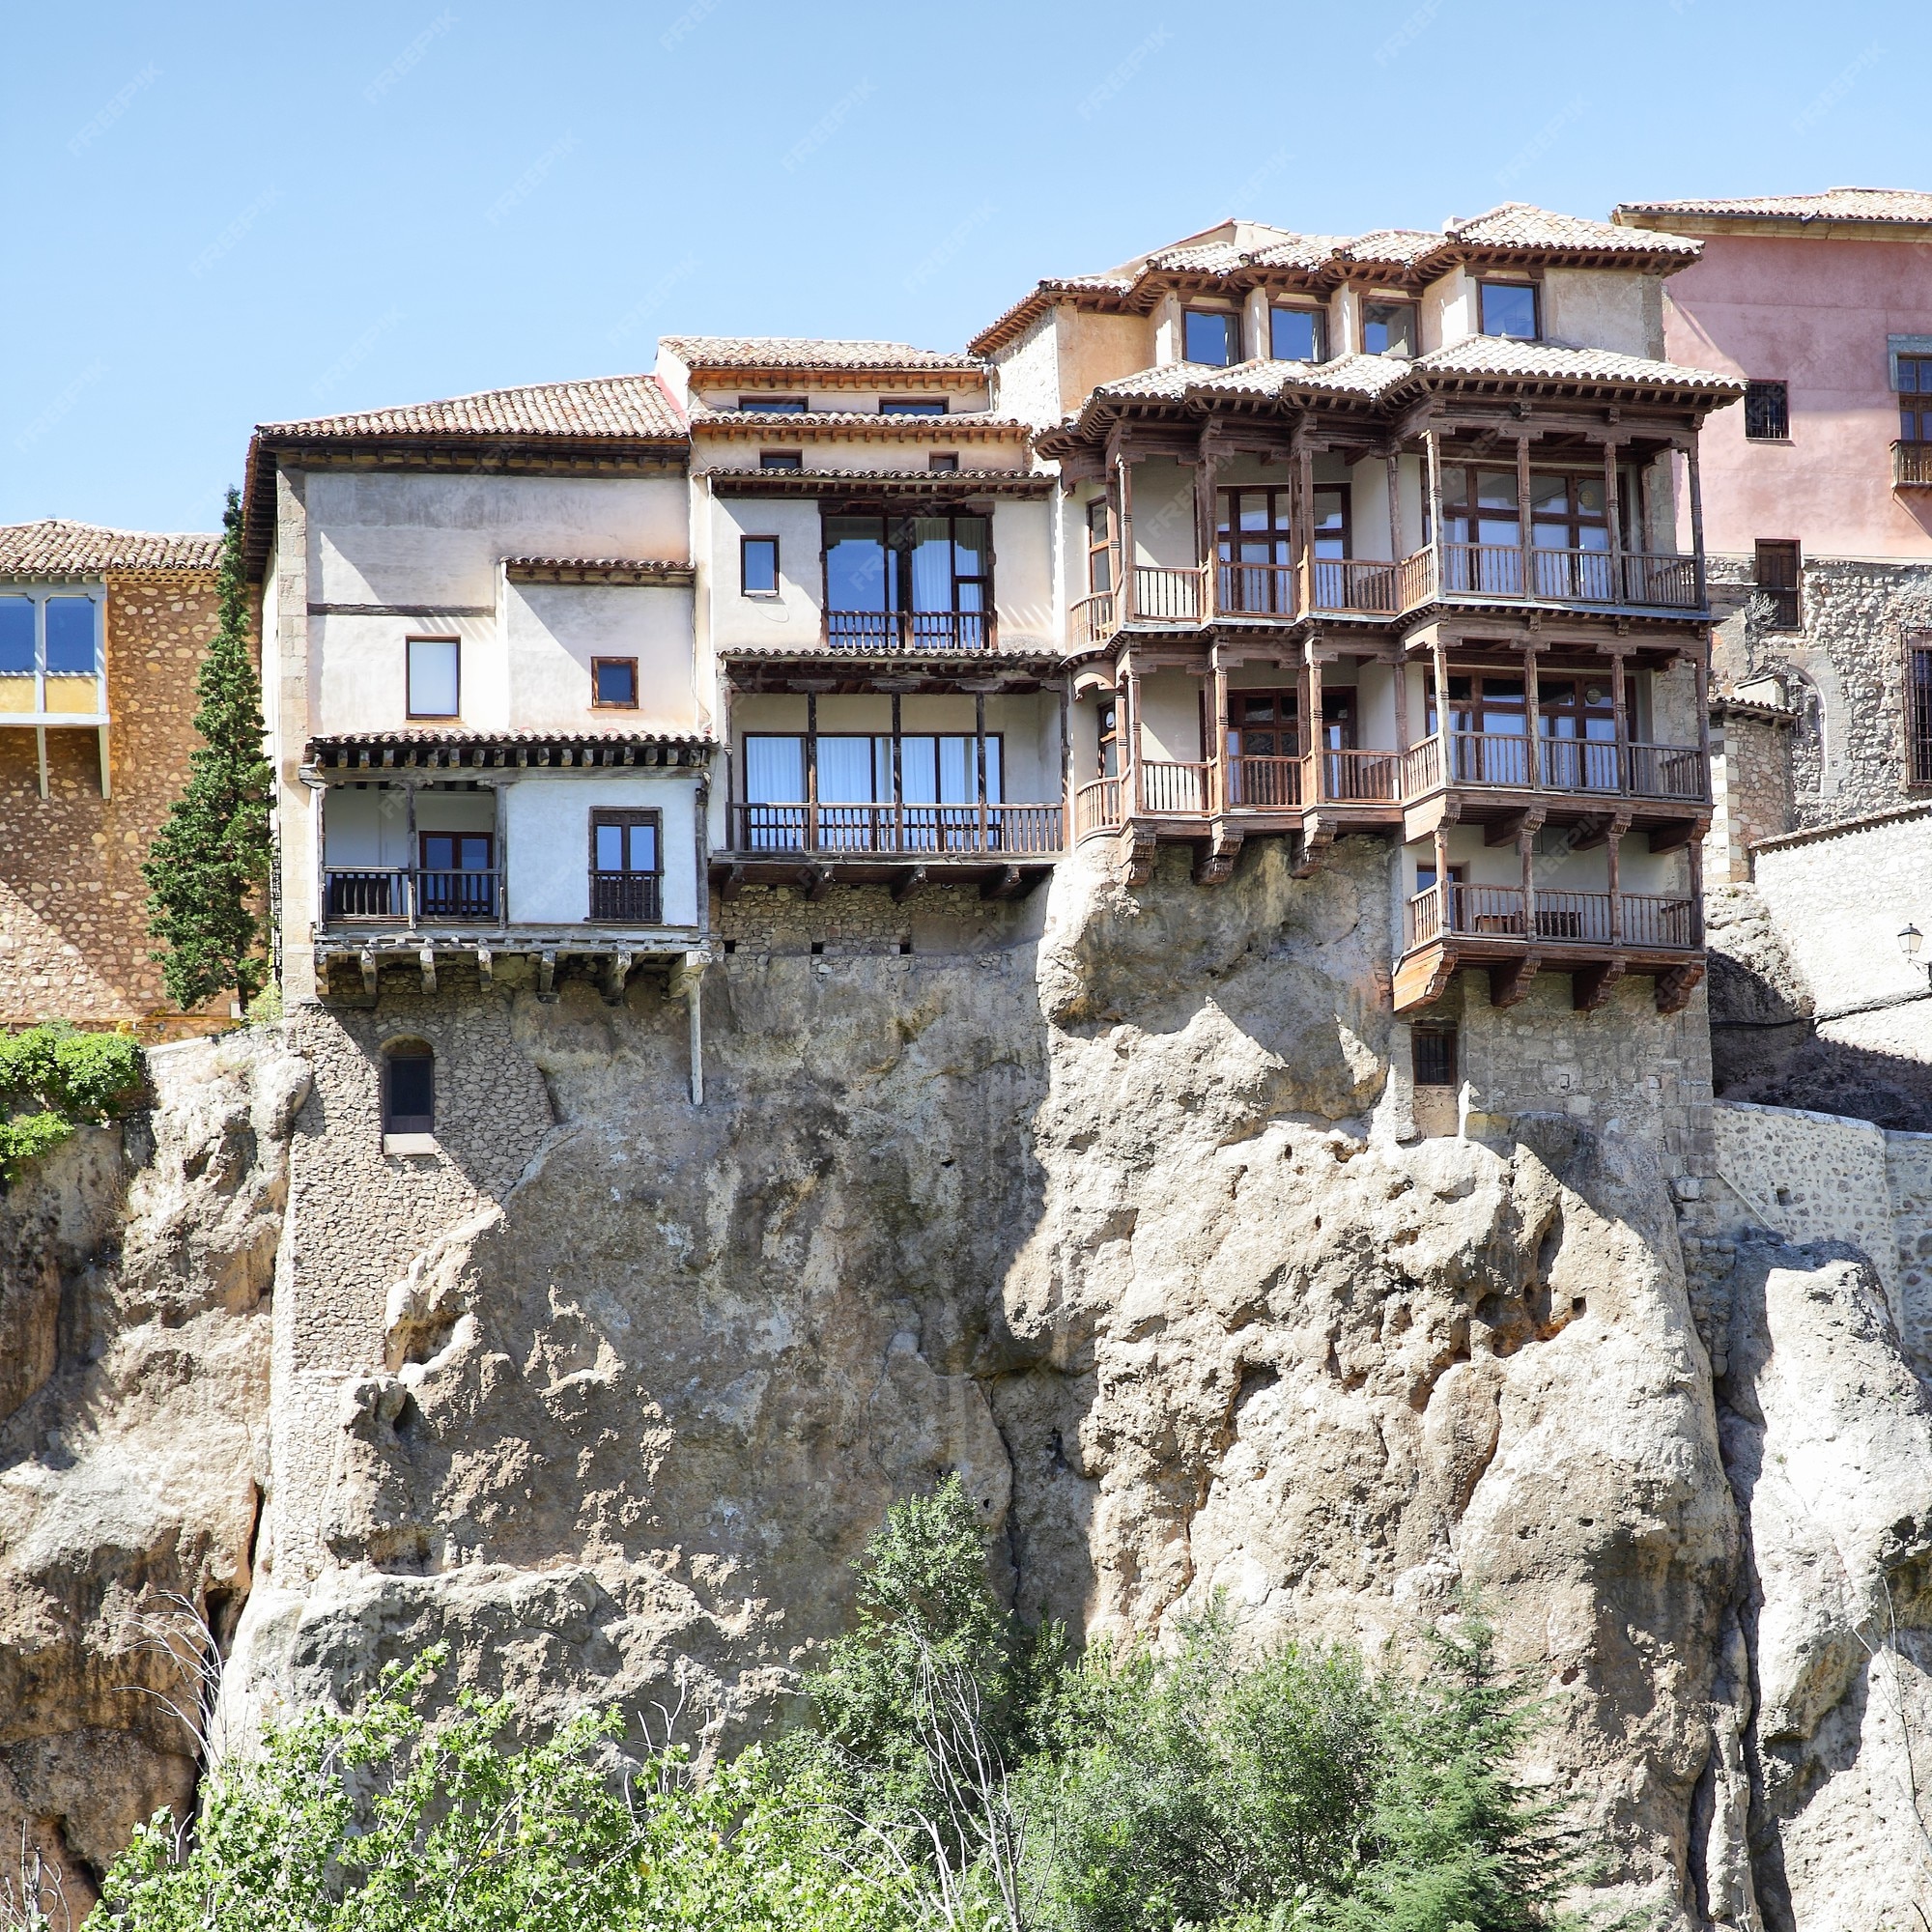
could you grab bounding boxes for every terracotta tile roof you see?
[700,467,1054,497]
[661,335,984,375]
[1408,336,1744,397]
[0,519,221,577]
[1616,187,1932,229]
[688,403,1030,440]
[1446,202,1699,257]
[256,373,686,443]
[972,204,1702,355]
[501,556,693,584]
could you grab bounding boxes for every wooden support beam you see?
[1654,959,1706,1015]
[1647,817,1708,856]
[803,867,833,902]
[1572,958,1626,1012]
[359,948,378,999]
[1293,818,1333,879]
[475,948,493,990]
[1192,828,1242,886]
[1488,950,1541,1009]
[980,865,1025,901]
[1484,805,1547,848]
[1569,808,1631,853]
[417,947,437,996]
[603,949,634,1006]
[718,863,746,901]
[538,950,556,999]
[891,865,927,903]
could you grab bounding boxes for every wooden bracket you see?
[537,950,557,1000]
[1291,818,1333,880]
[1485,804,1548,849]
[891,865,927,903]
[980,865,1026,901]
[1654,960,1706,1015]
[359,948,378,1000]
[417,948,437,996]
[1569,809,1632,853]
[717,863,746,902]
[1571,958,1626,1012]
[603,950,635,1006]
[802,867,834,902]
[1647,816,1709,856]
[1192,828,1243,886]
[1118,824,1157,887]
[475,948,493,990]
[1488,949,1541,1009]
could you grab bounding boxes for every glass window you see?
[743,396,807,412]
[1087,497,1113,595]
[1911,642,1932,785]
[1900,359,1932,442]
[881,398,947,415]
[1362,301,1417,357]
[592,658,639,706]
[929,452,959,472]
[1745,380,1790,440]
[0,599,33,679]
[407,638,459,718]
[759,450,804,470]
[1479,281,1539,340]
[1269,306,1325,361]
[44,599,97,674]
[1183,309,1240,366]
[593,817,658,871]
[384,1047,435,1135]
[826,516,891,611]
[745,735,806,800]
[741,534,780,596]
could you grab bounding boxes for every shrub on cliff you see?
[142,486,272,1012]
[0,1022,142,1181]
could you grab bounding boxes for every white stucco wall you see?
[1543,269,1664,359]
[705,497,822,650]
[505,581,699,734]
[503,772,702,928]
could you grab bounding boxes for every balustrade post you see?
[1686,440,1708,611]
[1602,438,1624,602]
[1608,827,1623,945]
[1296,444,1316,618]
[1306,645,1325,802]
[1118,451,1136,621]
[1424,424,1444,602]
[404,781,417,929]
[892,692,904,854]
[1688,838,1705,945]
[1515,432,1534,599]
[1693,650,1713,805]
[1521,641,1542,791]
[1431,632,1451,788]
[1520,828,1537,942]
[975,693,989,852]
[1122,665,1143,815]
[1609,650,1629,794]
[1212,658,1230,815]
[1433,824,1452,935]
[806,691,819,850]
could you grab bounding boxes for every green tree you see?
[1329,1610,1587,1932]
[0,1022,141,1181]
[142,487,272,1011]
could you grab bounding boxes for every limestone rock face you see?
[10,849,1932,1925]
[0,1031,307,1908]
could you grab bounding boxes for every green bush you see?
[0,1024,143,1181]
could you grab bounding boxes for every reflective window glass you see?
[1269,307,1322,361]
[825,516,890,611]
[1479,282,1539,340]
[44,599,96,674]
[1183,309,1239,366]
[0,600,32,677]
[407,638,459,717]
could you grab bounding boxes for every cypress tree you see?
[143,487,273,1010]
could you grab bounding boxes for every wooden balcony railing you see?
[1216,561,1298,618]
[1623,742,1706,801]
[1401,732,1706,802]
[588,871,662,923]
[1070,588,1118,646]
[1139,759,1211,814]
[1309,748,1401,803]
[1404,883,1701,952]
[726,801,1063,856]
[1074,778,1123,840]
[1131,564,1208,623]
[324,867,503,924]
[1895,440,1932,488]
[1398,543,1703,612]
[823,610,992,651]
[1311,557,1400,614]
[1225,754,1302,810]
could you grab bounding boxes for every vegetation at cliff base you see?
[0,1022,142,1180]
[142,485,272,1013]
[85,1480,1595,1932]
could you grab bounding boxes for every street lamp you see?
[1901,923,1929,985]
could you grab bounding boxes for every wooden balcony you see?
[323,867,504,926]
[1400,729,1707,840]
[714,799,1063,898]
[1895,440,1932,488]
[1396,880,1704,1016]
[1407,543,1701,613]
[823,610,993,651]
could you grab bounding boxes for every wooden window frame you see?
[1898,356,1932,443]
[742,395,807,412]
[1477,278,1541,342]
[880,398,949,415]
[1181,306,1242,367]
[1268,303,1327,362]
[1361,298,1419,358]
[1096,698,1121,780]
[1087,497,1113,596]
[383,1043,436,1136]
[1410,1022,1459,1090]
[590,657,639,708]
[742,729,1007,804]
[928,452,959,472]
[405,635,461,721]
[758,450,804,471]
[1226,688,1301,759]
[741,534,781,598]
[587,808,664,924]
[818,510,994,643]
[1744,380,1790,441]
[1753,539,1802,632]
[1908,638,1932,788]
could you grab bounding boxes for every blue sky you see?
[0,0,1921,534]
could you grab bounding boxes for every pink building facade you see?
[1617,191,1932,831]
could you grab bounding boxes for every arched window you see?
[383,1041,435,1136]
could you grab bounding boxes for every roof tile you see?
[0,519,221,576]
[257,374,686,442]
[661,335,983,374]
[1447,202,1699,256]
[1615,187,1932,226]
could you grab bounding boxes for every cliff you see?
[4,840,1931,1927]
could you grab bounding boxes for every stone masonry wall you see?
[1704,704,1793,883]
[714,879,1037,955]
[1709,551,1932,833]
[0,570,221,1033]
